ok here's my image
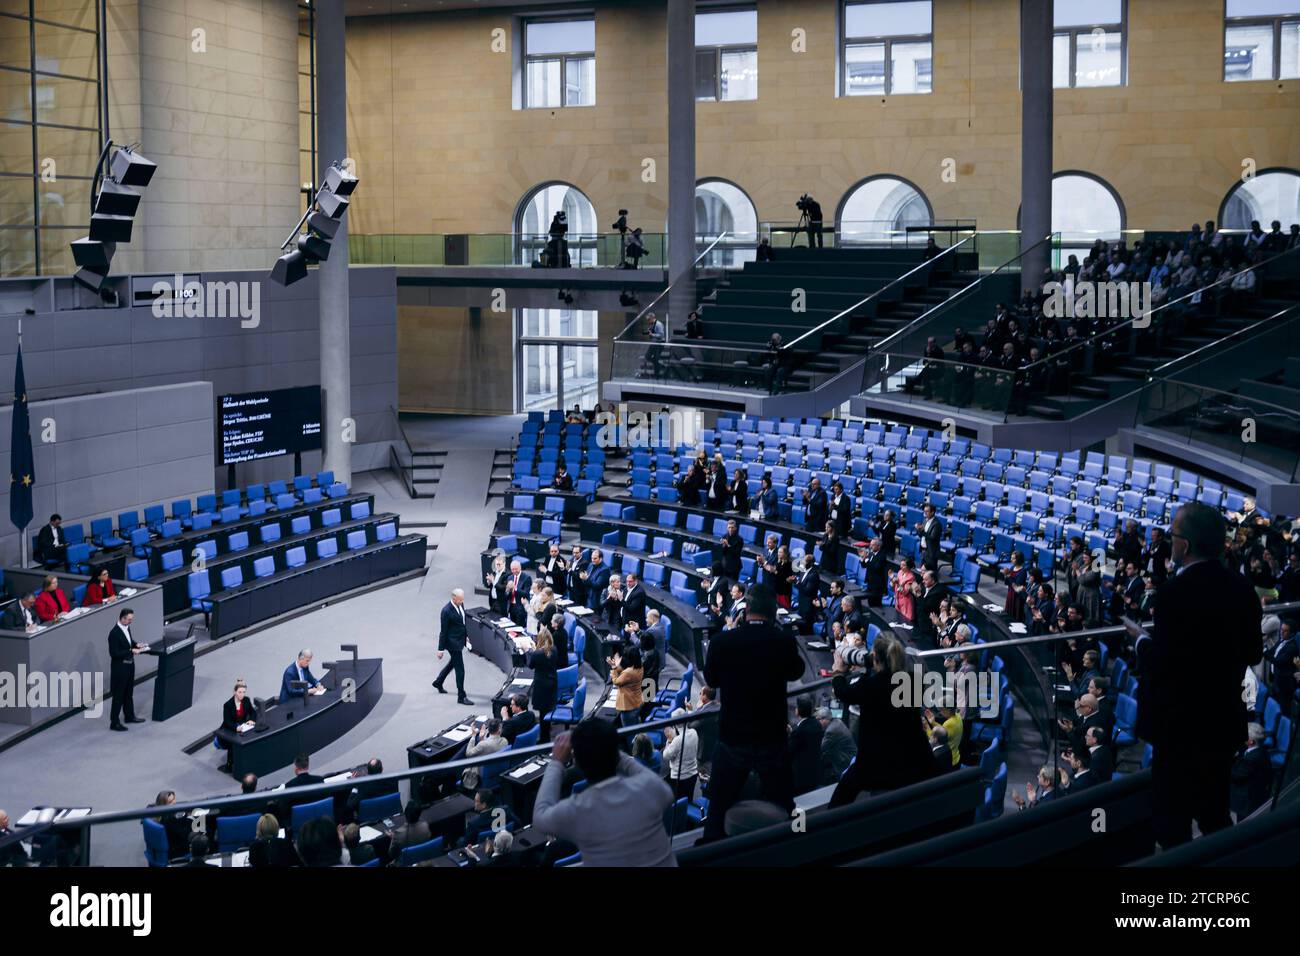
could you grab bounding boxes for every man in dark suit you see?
[504,560,531,628]
[1133,502,1262,848]
[1084,726,1115,782]
[34,513,68,569]
[1061,747,1100,793]
[803,477,828,534]
[539,543,567,596]
[344,758,396,824]
[914,571,948,643]
[283,752,324,789]
[787,695,824,795]
[917,503,943,572]
[279,649,324,703]
[0,809,30,866]
[500,694,537,744]
[621,572,647,630]
[702,584,805,841]
[816,707,857,784]
[793,554,820,634]
[2,592,38,631]
[929,727,953,775]
[107,608,146,731]
[1267,619,1297,707]
[433,587,473,704]
[718,519,744,581]
[566,545,589,606]
[862,537,889,606]
[1142,527,1172,585]
[828,481,853,538]
[1230,724,1273,820]
[584,550,611,605]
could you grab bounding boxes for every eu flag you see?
[9,345,35,532]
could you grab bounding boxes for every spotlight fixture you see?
[557,288,574,306]
[71,141,157,293]
[619,289,639,308]
[269,160,360,286]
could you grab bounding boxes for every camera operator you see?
[623,227,647,269]
[796,194,823,248]
[546,210,570,268]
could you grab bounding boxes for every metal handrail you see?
[781,232,979,352]
[1148,300,1300,380]
[615,231,731,341]
[866,232,1054,356]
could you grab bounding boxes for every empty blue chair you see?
[376,522,397,541]
[293,475,313,496]
[398,836,445,866]
[302,487,323,504]
[356,791,402,824]
[126,559,149,582]
[221,489,242,511]
[317,538,338,559]
[322,509,342,527]
[260,524,282,544]
[172,499,193,524]
[286,546,307,568]
[72,583,87,605]
[191,513,214,531]
[215,812,260,851]
[291,515,310,536]
[269,479,289,497]
[546,678,587,727]
[247,483,266,502]
[253,556,276,579]
[220,566,243,590]
[274,493,296,510]
[91,517,125,548]
[228,530,250,552]
[142,818,171,866]
[161,549,183,572]
[249,499,271,517]
[290,797,333,834]
[316,470,335,488]
[67,542,92,574]
[351,502,371,520]
[347,530,367,550]
[118,510,141,533]
[130,527,151,557]
[189,571,213,625]
[514,724,541,749]
[143,504,166,531]
[327,482,348,498]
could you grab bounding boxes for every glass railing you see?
[349,232,669,268]
[1133,378,1300,481]
[760,218,978,249]
[859,350,1017,415]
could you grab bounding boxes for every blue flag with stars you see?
[10,345,35,532]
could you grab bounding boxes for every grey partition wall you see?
[0,382,214,565]
[0,267,399,486]
[0,569,165,727]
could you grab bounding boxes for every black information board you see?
[217,385,322,465]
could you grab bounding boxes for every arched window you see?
[836,176,933,244]
[696,178,758,266]
[514,182,598,266]
[1028,172,1125,254]
[1219,169,1300,231]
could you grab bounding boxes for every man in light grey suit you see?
[533,718,675,867]
[816,706,858,785]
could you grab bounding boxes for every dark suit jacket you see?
[832,669,934,790]
[920,517,943,564]
[2,601,34,630]
[35,524,65,562]
[539,556,567,593]
[283,772,324,789]
[794,566,821,617]
[502,709,537,744]
[586,563,611,595]
[108,624,136,672]
[788,716,825,794]
[249,836,301,868]
[718,533,744,580]
[703,621,805,748]
[1230,745,1273,819]
[914,585,947,641]
[221,695,258,733]
[622,585,646,630]
[439,601,469,651]
[1087,744,1115,782]
[505,572,532,611]
[279,662,321,702]
[1135,560,1262,757]
[828,494,853,537]
[804,488,828,531]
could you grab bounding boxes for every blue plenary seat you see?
[286,546,308,568]
[317,538,338,559]
[253,556,276,579]
[228,530,250,552]
[376,522,397,541]
[260,524,282,544]
[347,530,367,550]
[126,559,149,582]
[291,515,311,535]
[161,549,183,572]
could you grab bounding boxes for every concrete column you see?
[1019,0,1053,295]
[665,0,696,340]
[316,0,352,485]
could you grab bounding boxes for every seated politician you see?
[219,679,259,773]
[82,568,117,607]
[34,575,71,623]
[279,649,325,702]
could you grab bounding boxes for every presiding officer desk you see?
[215,657,384,776]
[205,531,427,639]
[0,568,164,727]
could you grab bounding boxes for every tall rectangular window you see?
[1053,0,1125,88]
[0,0,104,277]
[1225,1,1300,80]
[515,309,599,413]
[524,18,595,108]
[696,7,757,101]
[842,1,932,96]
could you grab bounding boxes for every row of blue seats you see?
[186,520,400,620]
[121,502,376,579]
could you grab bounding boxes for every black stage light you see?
[93,180,141,217]
[70,237,115,270]
[108,146,157,187]
[619,290,639,307]
[323,164,359,197]
[297,231,331,262]
[557,289,574,305]
[73,266,109,291]
[270,249,308,286]
[88,212,133,243]
[306,210,340,239]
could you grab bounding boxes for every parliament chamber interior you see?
[1,0,1299,927]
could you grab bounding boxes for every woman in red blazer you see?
[34,575,70,622]
[83,568,117,607]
